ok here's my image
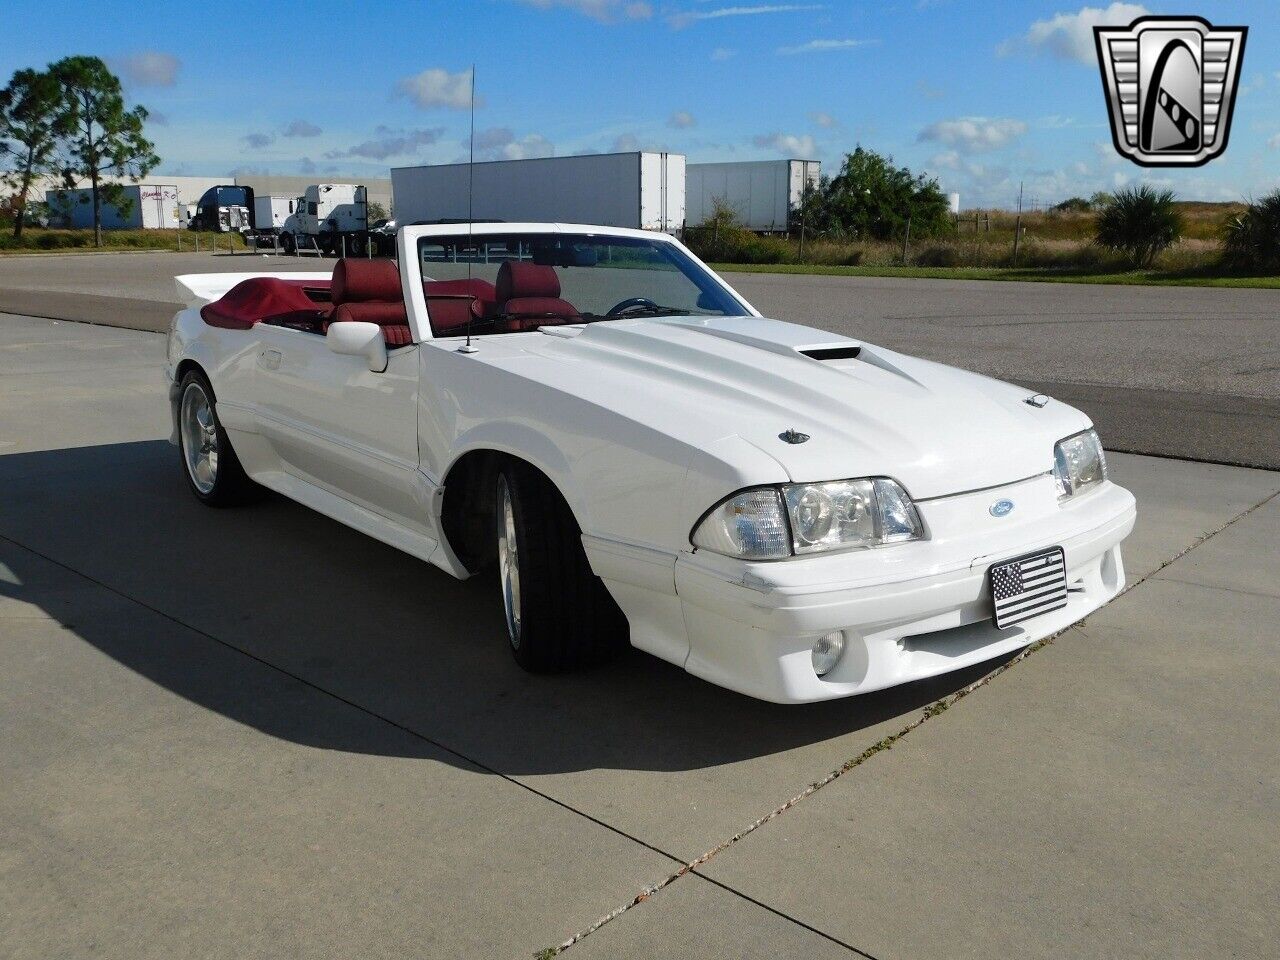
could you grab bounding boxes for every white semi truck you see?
[686,159,821,233]
[278,183,370,256]
[252,195,294,233]
[391,152,685,233]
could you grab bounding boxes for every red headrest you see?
[496,262,560,302]
[423,278,497,301]
[332,258,401,304]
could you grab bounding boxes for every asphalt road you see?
[1,251,1277,467]
[2,314,1277,958]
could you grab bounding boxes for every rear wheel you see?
[178,370,259,506]
[495,463,627,672]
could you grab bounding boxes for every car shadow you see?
[0,440,1005,776]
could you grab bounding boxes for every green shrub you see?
[1095,185,1183,268]
[1052,197,1093,213]
[1222,191,1280,273]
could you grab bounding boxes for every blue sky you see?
[4,0,1277,207]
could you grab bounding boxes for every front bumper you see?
[673,475,1136,703]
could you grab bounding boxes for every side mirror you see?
[327,321,388,373]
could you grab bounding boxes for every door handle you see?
[258,348,282,371]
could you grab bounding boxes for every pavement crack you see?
[536,485,1280,957]
[5,487,1275,960]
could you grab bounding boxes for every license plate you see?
[989,546,1068,629]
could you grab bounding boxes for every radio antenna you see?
[458,63,479,354]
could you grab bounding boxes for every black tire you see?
[348,233,367,258]
[495,462,628,672]
[280,232,297,255]
[177,370,259,507]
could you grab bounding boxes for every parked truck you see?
[47,183,182,230]
[278,183,369,256]
[252,195,294,233]
[686,159,820,233]
[188,184,255,233]
[391,152,685,233]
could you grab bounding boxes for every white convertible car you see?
[166,223,1135,703]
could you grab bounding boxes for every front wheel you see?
[495,463,627,672]
[280,232,297,255]
[177,371,259,506]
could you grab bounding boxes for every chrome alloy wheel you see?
[180,381,219,495]
[497,476,522,649]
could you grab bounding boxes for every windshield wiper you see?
[583,306,713,321]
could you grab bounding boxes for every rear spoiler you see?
[174,272,332,309]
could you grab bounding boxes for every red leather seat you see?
[495,262,578,329]
[325,258,411,346]
[423,277,497,334]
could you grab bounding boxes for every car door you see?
[249,324,425,530]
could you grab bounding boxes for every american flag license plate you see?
[989,547,1068,629]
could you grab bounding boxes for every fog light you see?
[811,631,845,677]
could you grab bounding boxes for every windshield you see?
[417,232,747,337]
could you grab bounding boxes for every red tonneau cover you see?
[200,277,331,330]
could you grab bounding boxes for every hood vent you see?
[799,345,861,361]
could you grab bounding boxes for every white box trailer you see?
[252,195,294,232]
[391,152,685,232]
[46,183,181,229]
[686,160,820,232]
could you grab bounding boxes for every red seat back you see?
[495,262,579,326]
[331,258,402,305]
[424,278,497,334]
[326,258,412,346]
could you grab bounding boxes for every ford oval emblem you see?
[990,499,1015,518]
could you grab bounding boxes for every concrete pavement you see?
[1,252,1277,466]
[1,313,1278,958]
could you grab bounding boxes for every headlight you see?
[692,477,924,560]
[1053,428,1107,499]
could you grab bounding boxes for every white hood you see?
[525,315,1091,500]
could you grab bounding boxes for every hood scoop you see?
[799,345,861,361]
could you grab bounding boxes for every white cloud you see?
[810,112,837,128]
[519,0,652,21]
[612,132,671,152]
[395,68,480,110]
[930,150,962,170]
[1268,133,1280,150]
[670,5,823,29]
[999,3,1147,63]
[502,133,556,160]
[327,126,445,160]
[752,132,816,156]
[469,128,556,160]
[112,51,180,87]
[667,111,696,129]
[777,38,876,55]
[918,116,1027,151]
[710,47,736,61]
[242,132,274,149]
[282,120,322,138]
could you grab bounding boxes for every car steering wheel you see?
[607,297,659,316]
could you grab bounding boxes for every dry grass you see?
[0,227,246,253]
